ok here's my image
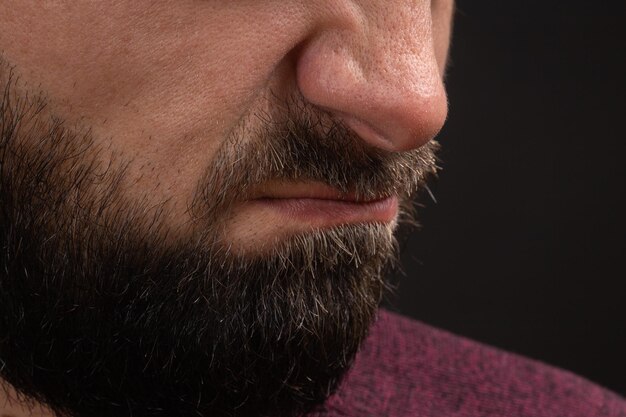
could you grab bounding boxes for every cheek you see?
[1,2,252,146]
[0,1,307,205]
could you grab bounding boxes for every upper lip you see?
[249,181,389,203]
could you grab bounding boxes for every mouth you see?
[246,182,399,227]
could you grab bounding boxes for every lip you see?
[254,195,398,225]
[246,181,399,227]
[249,181,386,202]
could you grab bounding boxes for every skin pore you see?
[0,1,454,416]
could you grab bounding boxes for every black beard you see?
[0,60,438,417]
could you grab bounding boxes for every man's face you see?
[0,1,453,416]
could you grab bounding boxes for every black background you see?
[391,0,626,395]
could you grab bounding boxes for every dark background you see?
[390,1,626,395]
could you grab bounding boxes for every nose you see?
[296,2,448,152]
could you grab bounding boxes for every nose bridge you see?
[361,2,442,97]
[296,0,448,152]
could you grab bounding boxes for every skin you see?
[0,0,452,242]
[0,0,454,415]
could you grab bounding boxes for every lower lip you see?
[250,196,399,227]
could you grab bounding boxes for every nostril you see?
[340,115,396,151]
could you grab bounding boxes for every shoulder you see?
[313,310,626,417]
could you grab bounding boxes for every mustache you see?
[191,99,439,219]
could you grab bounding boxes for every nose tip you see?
[296,35,448,152]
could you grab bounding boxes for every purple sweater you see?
[308,310,626,417]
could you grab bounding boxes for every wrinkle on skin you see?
[1,2,314,226]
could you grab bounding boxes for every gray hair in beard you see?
[190,95,438,232]
[0,63,439,417]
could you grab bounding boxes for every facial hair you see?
[0,60,439,417]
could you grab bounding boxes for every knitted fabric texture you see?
[307,310,626,417]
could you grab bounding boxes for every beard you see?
[0,61,438,417]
